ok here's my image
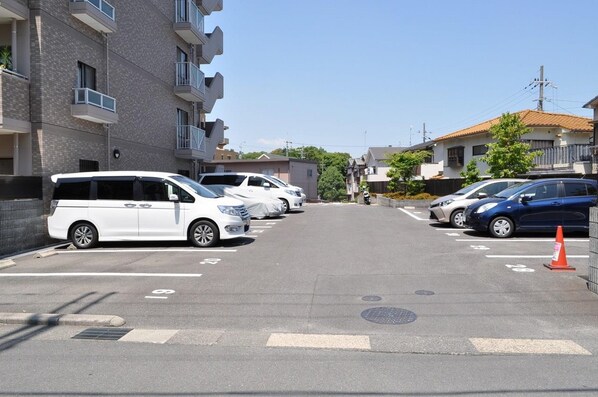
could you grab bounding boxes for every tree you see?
[241,151,267,160]
[482,113,539,178]
[460,159,483,186]
[384,151,430,193]
[318,166,346,201]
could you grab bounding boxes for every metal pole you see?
[11,19,17,72]
[538,65,544,111]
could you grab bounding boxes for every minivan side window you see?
[564,183,592,197]
[53,179,91,200]
[249,176,278,188]
[96,178,135,200]
[522,183,559,200]
[201,175,245,186]
[141,180,170,201]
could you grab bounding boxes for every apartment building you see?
[0,0,224,194]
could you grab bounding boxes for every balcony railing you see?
[175,0,204,34]
[177,125,206,152]
[74,88,116,112]
[175,62,205,93]
[71,0,115,21]
[532,144,591,169]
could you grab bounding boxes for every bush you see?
[382,192,437,200]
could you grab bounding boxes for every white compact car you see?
[428,178,527,228]
[48,171,250,248]
[198,172,303,213]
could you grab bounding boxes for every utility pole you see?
[420,122,431,143]
[285,140,292,157]
[528,65,552,112]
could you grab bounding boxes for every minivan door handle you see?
[124,203,137,208]
[551,201,561,206]
[139,204,152,208]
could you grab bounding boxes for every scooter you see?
[363,190,371,205]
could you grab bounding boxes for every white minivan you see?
[198,172,303,213]
[47,171,251,249]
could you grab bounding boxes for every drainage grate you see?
[361,307,417,325]
[361,295,382,302]
[72,327,133,341]
[415,290,435,296]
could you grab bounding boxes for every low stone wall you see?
[0,199,52,258]
[589,208,598,294]
[376,196,433,209]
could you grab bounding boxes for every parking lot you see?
[2,203,598,353]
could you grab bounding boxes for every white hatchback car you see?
[428,178,527,228]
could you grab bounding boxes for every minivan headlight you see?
[476,202,498,214]
[218,205,239,216]
[440,199,454,207]
[284,189,295,196]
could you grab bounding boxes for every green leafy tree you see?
[241,151,267,160]
[482,113,539,178]
[385,151,430,193]
[318,166,346,201]
[460,159,483,186]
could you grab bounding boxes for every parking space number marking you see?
[505,264,535,273]
[200,258,221,265]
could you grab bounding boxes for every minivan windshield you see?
[171,175,219,198]
[264,175,287,187]
[453,180,488,195]
[494,181,534,199]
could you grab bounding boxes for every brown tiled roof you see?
[435,110,593,142]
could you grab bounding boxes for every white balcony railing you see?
[175,0,204,34]
[175,62,205,93]
[74,88,116,112]
[71,0,115,21]
[177,125,206,152]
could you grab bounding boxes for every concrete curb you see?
[0,312,126,327]
[0,260,16,270]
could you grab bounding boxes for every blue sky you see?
[203,0,598,158]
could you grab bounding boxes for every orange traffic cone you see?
[544,226,575,271]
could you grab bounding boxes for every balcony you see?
[175,125,207,160]
[532,144,591,172]
[69,0,116,33]
[202,72,223,113]
[173,0,207,45]
[0,69,30,134]
[203,118,224,156]
[71,87,118,124]
[0,0,28,20]
[174,62,206,103]
[197,0,223,16]
[198,26,223,64]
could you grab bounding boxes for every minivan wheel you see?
[70,222,98,249]
[489,216,514,238]
[190,220,219,247]
[450,209,465,228]
[280,199,290,213]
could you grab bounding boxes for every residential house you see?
[433,110,593,179]
[346,156,366,200]
[0,0,225,185]
[362,146,405,191]
[583,95,598,173]
[402,140,443,179]
[208,153,319,200]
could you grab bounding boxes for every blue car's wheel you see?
[489,216,514,238]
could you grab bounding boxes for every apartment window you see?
[472,144,488,156]
[79,159,99,172]
[77,62,96,90]
[447,146,464,167]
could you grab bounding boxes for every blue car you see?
[464,178,598,238]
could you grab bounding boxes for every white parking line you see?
[0,273,204,277]
[59,249,237,253]
[457,239,589,243]
[435,228,475,232]
[486,255,589,259]
[398,208,428,221]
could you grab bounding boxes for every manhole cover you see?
[361,307,417,325]
[415,290,435,296]
[361,295,382,302]
[72,327,132,341]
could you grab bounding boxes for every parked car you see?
[206,184,285,219]
[264,175,307,202]
[429,178,526,228]
[48,171,251,248]
[464,178,598,238]
[198,172,303,213]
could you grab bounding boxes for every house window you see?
[472,144,488,156]
[447,146,464,167]
[522,140,554,149]
[77,62,96,90]
[79,159,99,172]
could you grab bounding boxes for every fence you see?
[0,176,43,200]
[533,145,591,169]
